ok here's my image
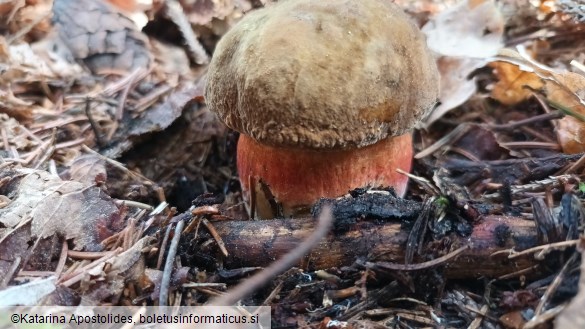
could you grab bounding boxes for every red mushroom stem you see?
[237,134,413,218]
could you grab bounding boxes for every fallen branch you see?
[210,215,540,279]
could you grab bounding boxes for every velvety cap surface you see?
[206,0,440,149]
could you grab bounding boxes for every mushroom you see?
[205,0,440,218]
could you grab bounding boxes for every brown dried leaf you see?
[490,61,544,105]
[69,154,107,186]
[486,49,585,154]
[556,116,585,154]
[0,168,123,251]
[546,72,585,153]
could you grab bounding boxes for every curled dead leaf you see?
[490,61,545,105]
[488,49,585,154]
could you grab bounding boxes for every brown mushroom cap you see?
[205,0,440,150]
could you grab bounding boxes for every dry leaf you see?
[547,71,585,153]
[0,168,123,251]
[423,57,486,127]
[486,49,585,154]
[0,276,57,306]
[490,61,545,105]
[421,0,505,126]
[69,154,107,186]
[422,0,504,58]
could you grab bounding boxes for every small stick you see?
[486,111,563,130]
[415,124,471,159]
[54,240,68,277]
[367,245,469,271]
[59,248,122,286]
[159,220,185,306]
[499,141,561,150]
[201,218,229,257]
[157,224,174,270]
[506,240,579,260]
[533,252,578,316]
[0,257,20,288]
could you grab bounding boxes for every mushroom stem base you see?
[237,134,413,219]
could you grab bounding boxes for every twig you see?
[133,84,173,113]
[486,111,564,130]
[444,146,481,162]
[54,240,68,277]
[201,218,229,257]
[497,265,540,280]
[395,169,441,196]
[81,145,157,187]
[0,257,20,288]
[114,200,154,210]
[561,152,585,174]
[520,126,556,144]
[59,248,122,286]
[209,206,334,306]
[499,141,561,150]
[116,68,145,120]
[183,282,227,289]
[32,131,56,169]
[415,124,472,159]
[533,252,579,316]
[262,281,283,306]
[506,240,579,260]
[157,224,174,270]
[1,126,10,152]
[524,304,568,329]
[159,219,185,306]
[367,245,469,271]
[18,271,55,277]
[467,304,489,329]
